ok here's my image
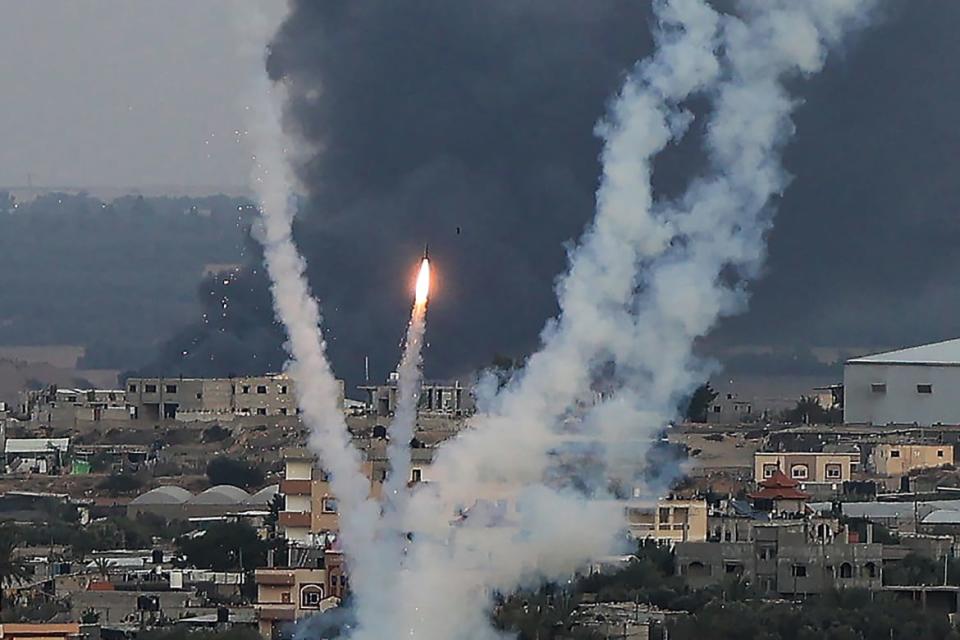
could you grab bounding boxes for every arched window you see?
[687,561,709,577]
[839,562,853,578]
[300,584,324,608]
[864,562,877,578]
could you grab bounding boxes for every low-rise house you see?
[625,499,708,545]
[754,451,858,496]
[871,443,953,477]
[254,549,346,639]
[3,438,70,474]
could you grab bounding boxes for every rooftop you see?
[848,338,960,366]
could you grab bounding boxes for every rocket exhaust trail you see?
[384,257,431,523]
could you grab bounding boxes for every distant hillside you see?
[0,190,253,373]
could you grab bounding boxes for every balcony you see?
[280,479,312,496]
[280,511,312,528]
[256,604,296,621]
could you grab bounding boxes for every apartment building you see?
[359,375,474,418]
[625,498,708,545]
[255,551,347,640]
[754,451,858,491]
[125,374,344,421]
[872,443,953,476]
[20,387,131,427]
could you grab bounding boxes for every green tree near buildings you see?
[206,457,264,490]
[178,522,266,572]
[685,383,718,423]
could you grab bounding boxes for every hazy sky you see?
[0,1,283,189]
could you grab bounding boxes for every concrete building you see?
[706,391,753,424]
[19,387,130,427]
[625,499,708,544]
[754,451,858,491]
[676,520,883,595]
[3,438,70,474]
[255,553,346,639]
[872,443,953,476]
[359,375,474,418]
[0,624,82,640]
[845,338,960,426]
[125,374,343,421]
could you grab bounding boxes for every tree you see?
[206,456,264,489]
[264,493,284,538]
[783,396,841,425]
[178,522,266,572]
[97,473,144,496]
[685,383,718,423]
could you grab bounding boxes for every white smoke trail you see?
[238,3,384,605]
[368,2,876,640]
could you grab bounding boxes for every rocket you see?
[423,243,429,260]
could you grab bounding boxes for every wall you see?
[874,443,953,476]
[845,362,960,426]
[754,452,857,485]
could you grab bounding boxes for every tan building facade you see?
[255,561,346,639]
[125,374,344,421]
[626,499,708,544]
[754,452,858,487]
[872,443,953,476]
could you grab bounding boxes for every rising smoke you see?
[245,1,875,639]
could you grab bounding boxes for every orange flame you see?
[415,258,431,305]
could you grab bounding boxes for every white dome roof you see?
[187,485,251,505]
[131,486,193,505]
[244,484,280,506]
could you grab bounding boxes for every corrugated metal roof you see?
[4,438,70,454]
[848,338,960,365]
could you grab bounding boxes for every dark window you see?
[196,393,203,400]
[280,385,288,394]
[242,385,250,394]
[280,408,288,416]
[890,450,901,458]
[938,450,945,458]
[128,384,137,393]
[864,562,877,578]
[839,563,853,578]
[145,384,157,393]
[792,564,807,577]
[257,385,267,394]
[165,384,177,394]
[301,586,323,607]
[322,498,338,514]
[257,407,267,416]
[826,464,842,479]
[871,383,886,394]
[713,405,721,413]
[918,384,933,394]
[412,468,422,483]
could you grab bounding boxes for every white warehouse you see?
[845,338,960,426]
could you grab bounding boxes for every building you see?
[871,443,953,477]
[125,374,343,421]
[255,554,346,639]
[359,375,474,418]
[706,391,753,424]
[845,338,960,426]
[0,625,82,640]
[3,438,70,474]
[675,520,883,595]
[754,451,857,492]
[126,484,277,521]
[747,470,811,514]
[625,499,708,544]
[19,387,130,427]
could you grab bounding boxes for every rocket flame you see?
[415,258,430,305]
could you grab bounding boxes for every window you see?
[724,563,743,575]
[938,450,945,458]
[839,562,853,578]
[165,384,177,394]
[411,468,422,483]
[66,396,77,403]
[300,585,324,608]
[871,383,887,394]
[281,592,290,604]
[658,508,670,524]
[864,562,877,578]
[890,450,901,458]
[145,384,157,393]
[242,385,250,394]
[918,384,933,394]
[257,385,267,394]
[280,408,288,416]
[759,547,777,560]
[322,498,338,514]
[791,464,809,480]
[712,405,721,413]
[128,384,137,393]
[826,464,842,479]
[280,385,288,395]
[763,464,778,478]
[257,407,267,416]
[792,564,807,577]
[196,392,203,400]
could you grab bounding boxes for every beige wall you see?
[874,444,953,476]
[627,499,707,544]
[754,452,857,484]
